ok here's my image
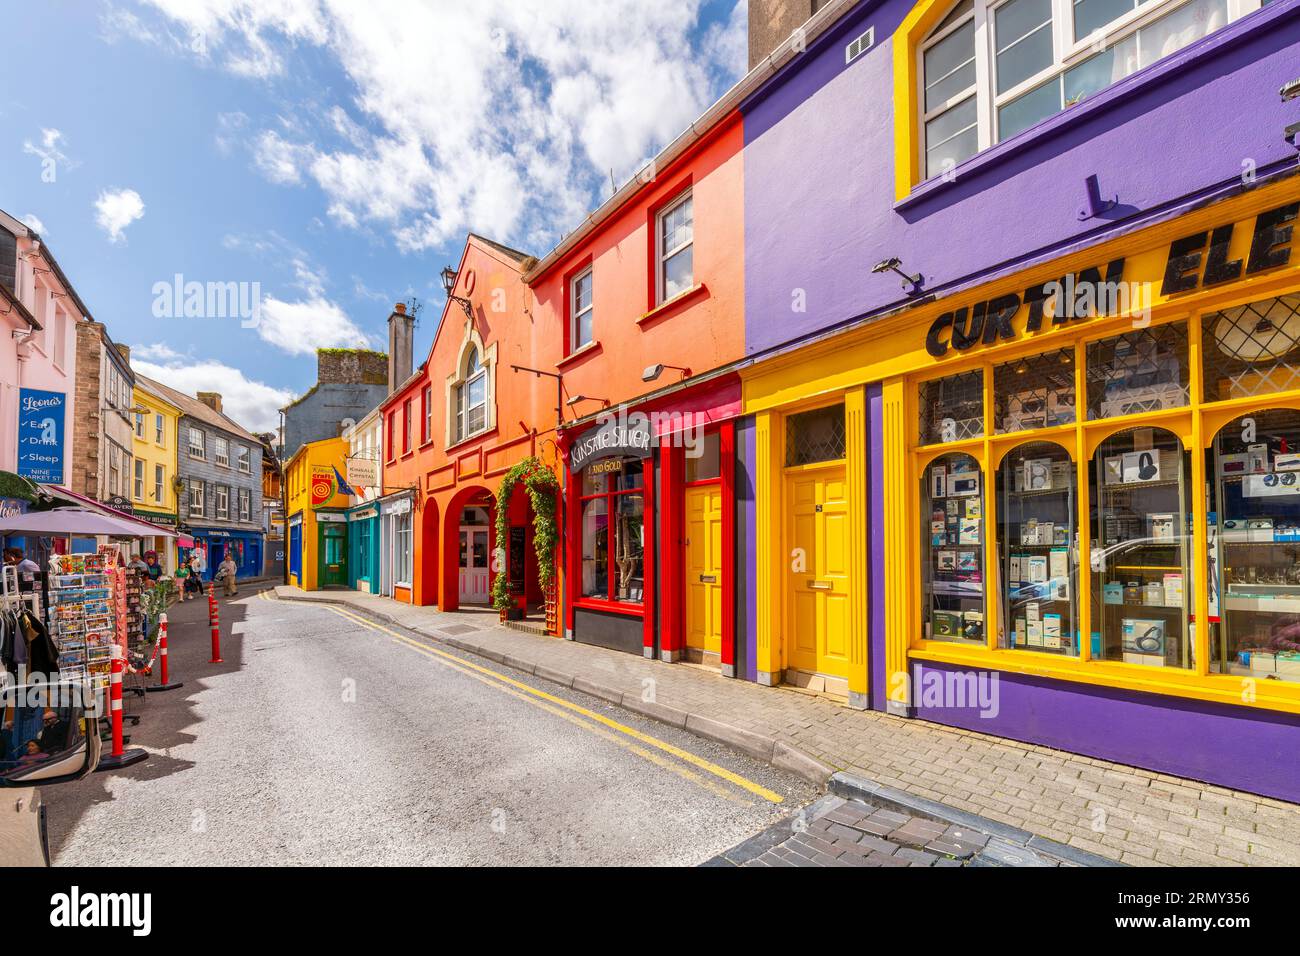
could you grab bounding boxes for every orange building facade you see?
[380,235,556,612]
[526,110,747,667]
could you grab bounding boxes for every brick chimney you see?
[196,392,223,414]
[388,301,414,395]
[114,343,131,364]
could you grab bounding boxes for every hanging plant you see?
[0,471,39,502]
[490,456,560,611]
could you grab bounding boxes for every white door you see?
[458,524,490,604]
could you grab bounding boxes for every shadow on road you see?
[42,586,262,859]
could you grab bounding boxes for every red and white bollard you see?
[146,612,184,693]
[96,646,148,771]
[209,590,224,664]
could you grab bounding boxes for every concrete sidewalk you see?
[274,585,1300,866]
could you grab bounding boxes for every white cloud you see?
[132,356,294,433]
[20,214,46,235]
[94,188,145,243]
[251,128,309,184]
[131,341,187,362]
[23,127,77,176]
[138,0,748,253]
[257,295,371,356]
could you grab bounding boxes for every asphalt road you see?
[42,588,817,866]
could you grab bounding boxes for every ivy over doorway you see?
[490,456,560,611]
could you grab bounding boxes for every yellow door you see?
[785,465,850,679]
[685,485,723,655]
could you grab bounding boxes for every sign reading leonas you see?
[924,201,1298,358]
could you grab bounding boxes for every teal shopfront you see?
[347,503,381,593]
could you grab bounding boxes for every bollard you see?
[145,613,184,693]
[209,595,224,664]
[96,646,149,771]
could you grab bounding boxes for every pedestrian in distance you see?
[216,553,239,597]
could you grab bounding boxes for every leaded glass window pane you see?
[1085,322,1189,420]
[994,348,1076,433]
[1202,295,1300,403]
[919,369,984,444]
[786,404,846,467]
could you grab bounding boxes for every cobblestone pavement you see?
[276,587,1300,867]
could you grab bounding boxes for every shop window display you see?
[922,452,986,645]
[997,442,1078,655]
[919,370,983,445]
[1089,427,1192,668]
[580,458,644,604]
[1202,295,1300,403]
[1208,409,1300,684]
[1085,322,1190,420]
[993,348,1076,434]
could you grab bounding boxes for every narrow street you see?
[42,589,816,866]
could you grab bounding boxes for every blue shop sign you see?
[17,388,65,484]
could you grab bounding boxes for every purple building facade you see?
[735,0,1300,803]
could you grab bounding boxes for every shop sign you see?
[316,512,347,523]
[288,514,303,528]
[16,388,65,484]
[106,495,135,515]
[310,466,337,506]
[347,456,377,490]
[569,412,653,472]
[382,496,412,516]
[925,201,1298,358]
[349,507,379,522]
[0,497,28,519]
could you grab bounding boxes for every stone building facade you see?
[280,347,389,459]
[69,326,134,504]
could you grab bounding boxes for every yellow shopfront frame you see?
[743,178,1300,718]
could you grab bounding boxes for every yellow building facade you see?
[131,379,182,572]
[285,437,352,591]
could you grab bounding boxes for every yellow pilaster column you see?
[754,410,782,684]
[882,378,911,714]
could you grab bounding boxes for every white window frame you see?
[214,436,230,468]
[109,446,121,496]
[155,413,165,445]
[154,464,164,503]
[134,412,144,438]
[394,511,413,587]
[237,444,250,473]
[655,190,694,306]
[133,459,144,500]
[570,266,594,352]
[189,480,205,518]
[423,385,432,444]
[918,0,1260,180]
[189,427,205,460]
[215,484,229,520]
[238,487,251,521]
[455,348,489,443]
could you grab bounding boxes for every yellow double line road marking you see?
[318,603,783,805]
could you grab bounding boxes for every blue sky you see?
[1,0,747,431]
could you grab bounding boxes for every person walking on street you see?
[216,553,239,597]
[181,551,204,601]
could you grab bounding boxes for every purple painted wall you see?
[912,659,1300,804]
[741,0,1300,356]
[740,416,758,682]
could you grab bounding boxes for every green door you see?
[318,523,348,588]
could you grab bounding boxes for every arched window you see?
[454,345,489,442]
[922,451,986,645]
[1207,408,1300,684]
[997,441,1078,654]
[920,0,1254,179]
[1088,426,1192,668]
